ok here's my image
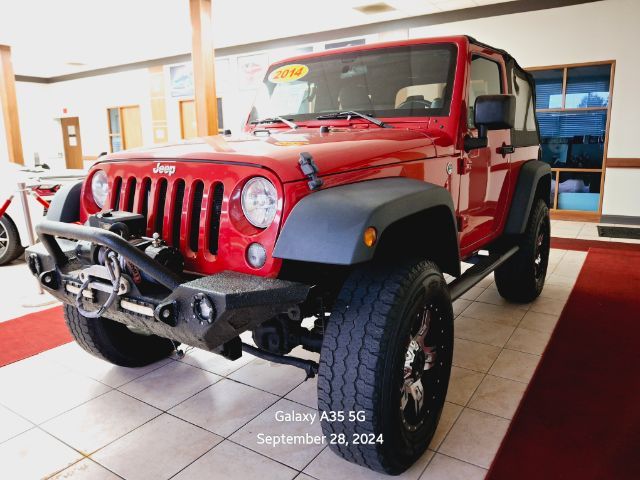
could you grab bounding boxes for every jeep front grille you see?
[110,175,224,256]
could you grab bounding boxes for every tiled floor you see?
[551,219,640,243]
[0,219,633,479]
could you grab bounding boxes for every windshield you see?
[249,43,457,124]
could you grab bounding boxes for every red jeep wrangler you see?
[28,35,550,474]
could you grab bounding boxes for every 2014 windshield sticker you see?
[268,64,309,83]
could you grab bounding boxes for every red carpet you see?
[551,236,640,252]
[0,306,70,367]
[487,248,640,480]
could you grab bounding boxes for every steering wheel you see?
[397,98,432,110]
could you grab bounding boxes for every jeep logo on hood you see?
[152,163,176,176]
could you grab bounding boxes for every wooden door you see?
[60,117,83,169]
[180,100,197,139]
[121,106,143,149]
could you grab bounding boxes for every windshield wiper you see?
[316,111,392,128]
[251,116,298,129]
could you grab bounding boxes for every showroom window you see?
[529,62,614,216]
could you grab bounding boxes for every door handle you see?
[497,143,515,157]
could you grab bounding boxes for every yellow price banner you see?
[268,64,309,83]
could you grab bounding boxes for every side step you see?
[448,246,519,301]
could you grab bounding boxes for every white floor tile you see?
[285,377,318,410]
[452,338,501,373]
[50,458,121,479]
[446,367,485,407]
[169,378,278,437]
[468,375,526,419]
[454,316,515,348]
[42,390,160,454]
[0,405,33,444]
[230,399,324,471]
[489,349,540,383]
[228,358,307,396]
[177,347,255,377]
[420,453,486,480]
[438,408,509,468]
[429,402,463,450]
[304,446,433,480]
[459,302,526,327]
[92,414,221,480]
[0,428,82,480]
[46,342,172,388]
[119,361,221,411]
[0,370,111,424]
[173,440,297,480]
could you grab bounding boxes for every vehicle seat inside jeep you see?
[338,83,373,111]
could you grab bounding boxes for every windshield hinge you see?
[298,152,323,191]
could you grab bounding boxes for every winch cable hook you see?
[75,250,122,319]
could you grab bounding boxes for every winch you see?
[71,211,185,317]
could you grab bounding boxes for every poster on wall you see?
[169,63,194,97]
[324,38,366,50]
[237,53,269,90]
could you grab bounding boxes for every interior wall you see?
[1,0,637,216]
[46,69,153,163]
[15,82,60,169]
[409,0,640,216]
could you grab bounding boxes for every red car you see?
[29,35,550,474]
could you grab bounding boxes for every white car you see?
[0,162,85,265]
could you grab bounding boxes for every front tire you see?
[495,199,550,303]
[63,305,176,367]
[317,259,454,474]
[0,215,23,266]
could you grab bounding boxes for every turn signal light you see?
[363,227,377,247]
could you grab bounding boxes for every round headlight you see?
[241,177,277,228]
[91,170,109,209]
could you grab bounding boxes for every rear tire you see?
[63,305,175,367]
[495,199,550,303]
[0,215,23,266]
[318,259,454,474]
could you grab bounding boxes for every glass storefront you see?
[531,63,613,213]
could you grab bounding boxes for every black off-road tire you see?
[495,199,550,303]
[318,259,454,475]
[63,305,175,367]
[0,214,24,265]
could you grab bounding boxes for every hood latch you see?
[299,152,323,191]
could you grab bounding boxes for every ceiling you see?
[0,0,516,78]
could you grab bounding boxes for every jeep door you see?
[458,52,512,249]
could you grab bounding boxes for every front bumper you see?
[27,220,309,355]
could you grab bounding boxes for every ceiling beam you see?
[189,0,219,136]
[0,45,24,165]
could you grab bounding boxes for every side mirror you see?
[464,94,516,152]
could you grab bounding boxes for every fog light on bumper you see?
[247,243,267,268]
[192,292,215,324]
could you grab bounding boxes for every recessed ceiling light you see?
[354,2,396,15]
[65,62,86,66]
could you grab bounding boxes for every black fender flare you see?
[273,178,460,274]
[46,181,83,223]
[504,160,551,235]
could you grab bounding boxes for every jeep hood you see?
[103,128,438,183]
